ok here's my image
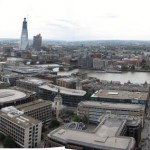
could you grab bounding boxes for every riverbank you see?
[58,69,150,84]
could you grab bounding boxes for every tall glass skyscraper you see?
[19,18,29,50]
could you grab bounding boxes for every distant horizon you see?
[1,38,150,42]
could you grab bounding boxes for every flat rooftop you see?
[91,89,148,101]
[0,107,41,128]
[39,84,86,96]
[78,101,145,111]
[57,77,78,82]
[17,77,51,85]
[48,118,135,150]
[16,99,52,112]
[0,89,27,103]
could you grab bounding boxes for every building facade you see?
[93,58,108,70]
[77,101,145,126]
[16,99,52,125]
[45,116,135,150]
[91,89,148,107]
[0,106,42,148]
[33,34,42,51]
[19,18,29,51]
[38,84,86,107]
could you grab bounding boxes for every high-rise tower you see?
[33,34,42,50]
[19,18,29,50]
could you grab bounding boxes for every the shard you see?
[19,18,28,50]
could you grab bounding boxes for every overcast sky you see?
[1,0,150,41]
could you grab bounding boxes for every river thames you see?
[58,69,150,84]
[6,57,150,84]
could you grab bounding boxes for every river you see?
[6,58,150,84]
[58,69,150,84]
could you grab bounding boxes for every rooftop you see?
[17,77,51,85]
[0,89,27,103]
[0,106,41,128]
[48,117,135,150]
[91,89,148,101]
[57,77,78,82]
[78,101,145,111]
[39,84,86,96]
[16,99,52,112]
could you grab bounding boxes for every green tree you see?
[130,65,135,71]
[72,115,80,122]
[3,136,17,148]
[140,59,146,66]
[82,115,88,124]
[121,65,128,71]
[0,133,5,142]
[49,119,60,128]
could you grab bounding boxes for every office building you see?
[1,73,24,86]
[0,106,42,148]
[38,84,86,107]
[16,77,51,92]
[93,58,108,70]
[16,99,52,124]
[77,101,145,126]
[45,116,135,150]
[56,77,78,89]
[91,89,148,107]
[19,18,28,50]
[33,34,42,51]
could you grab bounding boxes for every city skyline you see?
[1,0,150,41]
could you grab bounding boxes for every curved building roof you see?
[0,89,27,104]
[39,84,86,96]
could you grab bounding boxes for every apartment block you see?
[16,99,52,124]
[0,106,42,148]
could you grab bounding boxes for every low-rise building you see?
[16,77,51,92]
[45,116,135,150]
[0,88,35,109]
[38,84,86,107]
[91,89,148,107]
[77,101,145,126]
[56,77,78,89]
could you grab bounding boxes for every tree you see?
[0,133,5,142]
[3,136,17,148]
[121,65,128,71]
[130,65,135,71]
[82,115,88,124]
[72,115,80,122]
[49,119,60,128]
[140,59,146,66]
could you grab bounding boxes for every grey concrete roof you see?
[48,118,135,150]
[91,89,148,101]
[0,89,27,104]
[39,84,86,96]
